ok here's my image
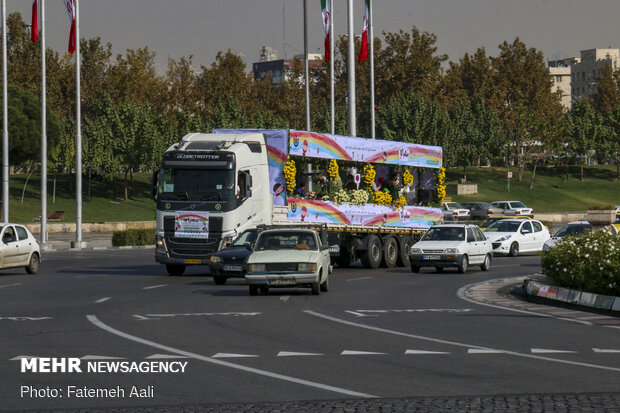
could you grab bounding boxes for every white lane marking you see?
[136,312,261,319]
[405,350,450,355]
[353,309,473,314]
[143,284,167,290]
[456,278,593,326]
[146,354,190,359]
[277,351,323,357]
[0,316,51,321]
[347,277,372,282]
[531,348,577,354]
[87,315,377,399]
[280,296,290,302]
[593,348,620,353]
[133,315,153,321]
[468,349,505,354]
[212,353,258,358]
[95,297,111,303]
[345,311,378,317]
[341,350,387,356]
[81,355,126,360]
[0,283,22,289]
[577,316,612,320]
[304,310,620,373]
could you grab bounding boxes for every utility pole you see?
[347,0,356,137]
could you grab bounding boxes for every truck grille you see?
[165,237,218,258]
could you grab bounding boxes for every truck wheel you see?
[166,264,186,276]
[458,255,468,273]
[311,281,321,295]
[509,242,519,257]
[259,285,269,295]
[249,285,258,296]
[361,235,382,269]
[397,236,412,267]
[381,237,398,268]
[480,254,492,271]
[213,276,227,285]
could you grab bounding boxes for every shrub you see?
[541,230,620,296]
[112,229,156,246]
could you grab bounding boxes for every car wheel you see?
[25,253,40,274]
[480,254,492,271]
[311,281,321,295]
[213,276,227,285]
[381,237,399,268]
[458,255,468,273]
[259,285,269,295]
[320,272,329,292]
[410,264,420,273]
[509,242,519,257]
[165,264,186,276]
[249,285,259,296]
[397,236,412,267]
[361,235,382,269]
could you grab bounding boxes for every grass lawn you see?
[446,165,620,212]
[3,165,620,225]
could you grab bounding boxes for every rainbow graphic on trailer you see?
[362,207,443,227]
[287,199,352,225]
[267,144,288,206]
[174,211,210,239]
[289,131,353,161]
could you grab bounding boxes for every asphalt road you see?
[1,250,619,412]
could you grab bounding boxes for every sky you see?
[9,0,620,74]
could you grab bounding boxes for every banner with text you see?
[174,211,210,239]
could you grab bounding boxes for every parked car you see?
[409,224,492,273]
[245,228,331,295]
[542,221,592,252]
[461,202,493,220]
[441,202,471,222]
[0,224,40,274]
[483,219,550,256]
[489,201,534,217]
[208,229,257,285]
[480,215,533,230]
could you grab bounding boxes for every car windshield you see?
[510,201,527,208]
[554,224,590,238]
[231,230,257,247]
[421,227,465,241]
[255,231,318,251]
[485,220,521,232]
[446,202,464,209]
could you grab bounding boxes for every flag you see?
[321,0,331,62]
[358,0,369,63]
[64,0,76,54]
[30,0,38,43]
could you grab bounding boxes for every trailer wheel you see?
[249,285,259,296]
[381,237,398,268]
[166,264,186,276]
[396,236,412,267]
[361,235,382,269]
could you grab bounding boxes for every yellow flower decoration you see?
[373,191,392,206]
[363,164,376,185]
[284,159,297,195]
[403,170,413,185]
[328,159,339,179]
[394,195,407,209]
[435,166,446,203]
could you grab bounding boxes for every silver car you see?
[0,224,41,274]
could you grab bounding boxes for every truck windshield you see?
[157,168,235,201]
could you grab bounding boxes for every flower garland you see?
[373,191,392,206]
[436,167,446,203]
[284,159,296,195]
[394,195,407,209]
[328,159,339,179]
[403,169,413,185]
[362,164,376,186]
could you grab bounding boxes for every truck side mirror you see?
[151,171,158,200]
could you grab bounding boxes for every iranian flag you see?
[30,0,38,43]
[321,0,331,62]
[358,0,369,63]
[64,0,76,54]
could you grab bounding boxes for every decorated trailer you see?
[152,129,444,276]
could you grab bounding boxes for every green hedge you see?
[112,229,156,246]
[541,230,620,296]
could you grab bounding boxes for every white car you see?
[409,224,492,273]
[441,202,471,222]
[245,228,331,295]
[542,221,592,252]
[490,201,534,217]
[0,224,41,274]
[484,219,550,256]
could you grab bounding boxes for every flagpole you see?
[1,0,8,224]
[303,0,310,131]
[72,0,85,248]
[40,0,48,246]
[329,0,334,134]
[347,0,356,137]
[369,0,375,139]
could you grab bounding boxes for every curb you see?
[523,275,620,313]
[42,245,156,253]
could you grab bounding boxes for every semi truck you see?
[152,129,443,276]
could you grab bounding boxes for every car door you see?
[465,227,482,264]
[518,221,535,252]
[317,233,330,280]
[15,226,34,265]
[530,221,548,251]
[474,227,492,257]
[0,226,20,266]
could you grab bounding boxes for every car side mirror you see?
[244,242,252,250]
[321,243,330,251]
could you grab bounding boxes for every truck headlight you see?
[298,263,316,272]
[156,235,165,249]
[444,248,459,254]
[410,248,422,254]
[210,255,222,263]
[248,263,265,272]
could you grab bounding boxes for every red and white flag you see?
[321,0,331,62]
[30,0,38,43]
[63,0,76,54]
[358,0,369,63]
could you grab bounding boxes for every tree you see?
[565,99,608,181]
[592,63,620,116]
